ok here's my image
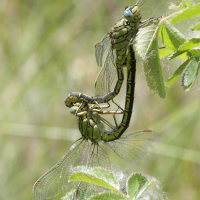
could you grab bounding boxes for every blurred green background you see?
[1,0,200,199]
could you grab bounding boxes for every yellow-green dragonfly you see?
[33,45,160,200]
[65,0,159,108]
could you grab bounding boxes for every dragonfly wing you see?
[136,0,159,19]
[75,144,111,199]
[95,49,117,97]
[105,130,160,162]
[33,139,89,200]
[95,33,111,67]
[88,144,110,169]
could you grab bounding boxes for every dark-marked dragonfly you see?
[33,45,160,200]
[65,0,159,108]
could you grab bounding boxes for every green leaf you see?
[136,20,166,98]
[127,173,147,199]
[192,22,200,31]
[182,56,200,91]
[188,49,200,58]
[134,177,157,199]
[159,21,186,51]
[166,49,200,87]
[169,38,200,60]
[69,167,120,192]
[136,20,161,59]
[159,47,174,59]
[170,4,200,24]
[88,192,129,200]
[166,59,190,87]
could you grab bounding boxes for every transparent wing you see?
[136,0,159,19]
[95,33,111,67]
[76,144,111,199]
[94,49,117,97]
[88,144,110,169]
[33,139,89,200]
[105,130,161,162]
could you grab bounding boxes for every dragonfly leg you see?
[75,110,88,116]
[90,101,123,115]
[75,102,88,116]
[98,115,117,130]
[91,99,124,115]
[92,109,123,115]
[138,16,163,28]
[112,103,124,127]
[100,102,110,109]
[91,102,110,110]
[113,113,118,127]
[112,99,124,112]
[75,102,83,113]
[92,101,104,112]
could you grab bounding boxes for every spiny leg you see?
[75,102,88,116]
[91,102,111,110]
[112,99,124,112]
[98,115,117,131]
[138,16,163,28]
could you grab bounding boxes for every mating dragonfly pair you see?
[33,0,160,199]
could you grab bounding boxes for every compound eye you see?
[124,9,133,20]
[69,106,78,114]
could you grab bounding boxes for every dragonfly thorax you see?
[110,19,137,52]
[78,112,106,143]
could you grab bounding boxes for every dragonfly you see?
[33,45,160,200]
[65,0,159,108]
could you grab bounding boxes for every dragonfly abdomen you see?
[102,45,136,142]
[65,92,96,107]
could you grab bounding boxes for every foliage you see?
[1,0,200,200]
[135,0,200,97]
[61,167,166,200]
[61,1,200,198]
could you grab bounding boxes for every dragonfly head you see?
[123,6,142,22]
